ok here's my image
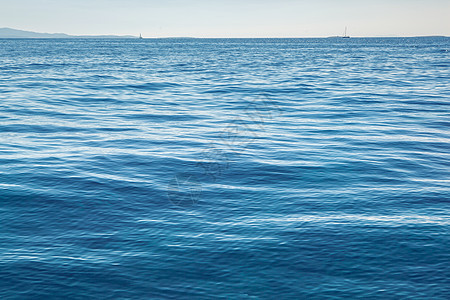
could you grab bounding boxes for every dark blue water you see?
[1,38,449,299]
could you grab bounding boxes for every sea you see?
[0,37,449,299]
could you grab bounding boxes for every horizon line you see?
[1,36,448,39]
[1,27,449,39]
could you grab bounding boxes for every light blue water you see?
[1,38,449,299]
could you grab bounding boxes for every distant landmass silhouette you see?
[0,28,136,39]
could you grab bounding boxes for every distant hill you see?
[0,28,137,39]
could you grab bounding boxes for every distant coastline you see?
[0,27,136,39]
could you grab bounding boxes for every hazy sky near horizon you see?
[1,0,449,37]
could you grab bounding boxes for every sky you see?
[1,0,449,37]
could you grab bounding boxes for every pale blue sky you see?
[1,0,449,37]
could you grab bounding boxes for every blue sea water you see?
[0,37,449,299]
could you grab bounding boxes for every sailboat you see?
[139,33,143,39]
[342,27,350,38]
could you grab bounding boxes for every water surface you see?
[0,37,449,299]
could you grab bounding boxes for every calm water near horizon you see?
[1,37,449,298]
